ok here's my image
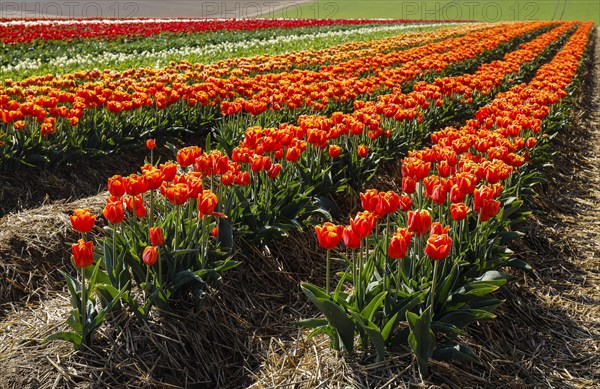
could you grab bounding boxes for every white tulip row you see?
[2,22,460,74]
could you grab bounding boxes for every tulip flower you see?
[146,139,156,150]
[407,209,431,237]
[376,191,401,216]
[315,222,344,250]
[342,225,361,250]
[425,233,452,260]
[450,203,471,221]
[107,175,126,197]
[357,144,368,158]
[198,190,218,218]
[72,239,94,268]
[143,246,158,266]
[70,208,96,234]
[150,227,165,246]
[360,189,379,213]
[164,183,189,206]
[388,228,412,259]
[125,174,148,196]
[315,222,344,294]
[103,200,124,225]
[328,144,342,158]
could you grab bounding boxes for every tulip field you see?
[0,17,598,388]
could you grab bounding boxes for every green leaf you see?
[432,344,482,365]
[294,318,329,328]
[301,283,355,353]
[360,291,386,322]
[45,331,83,349]
[350,312,385,362]
[437,309,495,329]
[406,308,435,375]
[431,321,468,336]
[506,258,533,271]
[217,217,234,252]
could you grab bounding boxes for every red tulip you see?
[450,203,471,221]
[150,227,165,246]
[357,144,368,158]
[425,233,452,260]
[125,174,148,196]
[72,239,94,268]
[430,222,450,236]
[198,190,218,218]
[350,211,377,239]
[407,209,431,237]
[70,208,96,233]
[315,222,344,250]
[388,228,412,259]
[143,246,158,266]
[328,144,342,158]
[360,189,379,213]
[164,183,189,205]
[399,195,412,212]
[125,195,147,217]
[103,200,124,224]
[376,191,401,216]
[146,139,156,150]
[342,225,361,250]
[160,162,178,182]
[107,175,126,197]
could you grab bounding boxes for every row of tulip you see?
[50,21,578,351]
[0,22,548,169]
[0,17,433,44]
[2,22,448,78]
[306,21,592,373]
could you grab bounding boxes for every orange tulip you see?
[342,225,361,250]
[142,246,158,266]
[425,233,452,260]
[450,203,470,221]
[72,239,94,268]
[357,144,368,158]
[164,183,189,205]
[407,209,431,237]
[103,200,124,224]
[125,174,148,196]
[107,175,126,197]
[360,189,379,213]
[146,139,156,150]
[150,227,165,246]
[198,190,218,218]
[70,208,96,233]
[328,144,341,158]
[315,222,343,250]
[388,228,412,259]
[350,211,377,239]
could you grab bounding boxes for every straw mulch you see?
[0,29,598,389]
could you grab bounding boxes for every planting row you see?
[0,22,548,169]
[306,21,592,373]
[49,21,582,351]
[0,18,437,44]
[2,22,450,79]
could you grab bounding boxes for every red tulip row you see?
[0,22,546,143]
[231,21,574,173]
[0,18,434,44]
[307,21,591,370]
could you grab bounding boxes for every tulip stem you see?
[428,259,440,321]
[326,249,331,295]
[80,266,87,346]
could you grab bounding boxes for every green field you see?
[266,0,599,24]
